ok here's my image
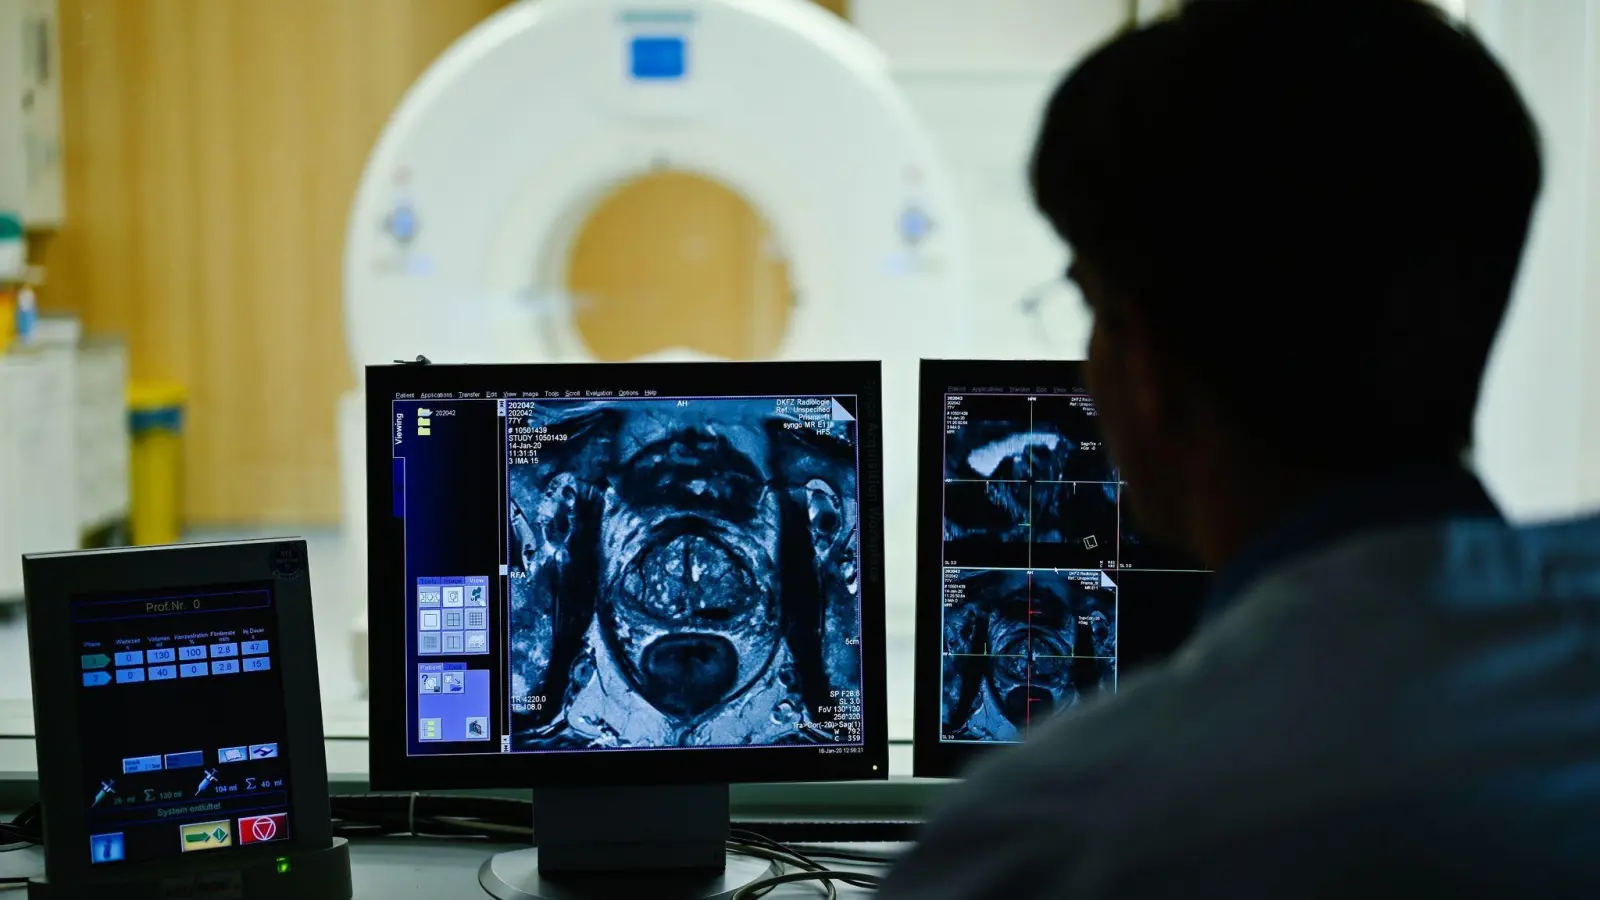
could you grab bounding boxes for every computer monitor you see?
[365,361,887,898]
[912,359,1211,778]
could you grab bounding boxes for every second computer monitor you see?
[366,361,888,789]
[913,359,1211,777]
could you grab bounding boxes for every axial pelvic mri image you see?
[941,568,1116,742]
[505,398,863,751]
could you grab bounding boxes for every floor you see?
[0,529,918,743]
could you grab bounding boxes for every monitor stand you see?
[478,784,780,900]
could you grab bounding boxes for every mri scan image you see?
[1029,395,1114,484]
[941,568,1116,742]
[941,479,1028,551]
[941,394,1118,568]
[505,398,863,751]
[943,395,1113,485]
[1030,480,1120,569]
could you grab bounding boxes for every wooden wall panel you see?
[35,0,508,525]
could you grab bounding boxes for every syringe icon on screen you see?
[195,769,218,794]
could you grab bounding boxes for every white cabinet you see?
[76,339,129,534]
[0,343,77,600]
[0,324,128,601]
[0,0,64,226]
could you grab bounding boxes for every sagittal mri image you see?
[506,398,863,751]
[1031,480,1119,569]
[942,394,1119,568]
[943,396,1113,484]
[941,568,1116,742]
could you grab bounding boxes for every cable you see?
[733,870,885,900]
[723,843,815,900]
[0,805,40,849]
[729,829,885,898]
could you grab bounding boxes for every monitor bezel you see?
[24,539,334,886]
[365,360,891,789]
[913,358,1093,778]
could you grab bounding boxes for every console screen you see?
[72,584,293,866]
[930,363,1211,744]
[392,381,870,757]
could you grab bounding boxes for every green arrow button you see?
[81,654,110,669]
[185,832,210,844]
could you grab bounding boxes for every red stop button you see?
[238,813,288,845]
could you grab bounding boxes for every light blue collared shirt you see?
[882,505,1600,899]
[1204,463,1502,618]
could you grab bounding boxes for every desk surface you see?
[0,837,896,898]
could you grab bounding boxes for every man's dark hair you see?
[1031,0,1542,465]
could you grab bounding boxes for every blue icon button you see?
[115,668,146,684]
[148,665,177,681]
[89,832,124,864]
[147,648,176,664]
[164,750,204,770]
[114,651,144,667]
[122,755,162,774]
[82,671,111,687]
[248,743,279,760]
[242,640,269,656]
[243,656,272,673]
[218,746,248,764]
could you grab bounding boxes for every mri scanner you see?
[340,0,974,690]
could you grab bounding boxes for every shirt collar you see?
[1204,463,1502,619]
